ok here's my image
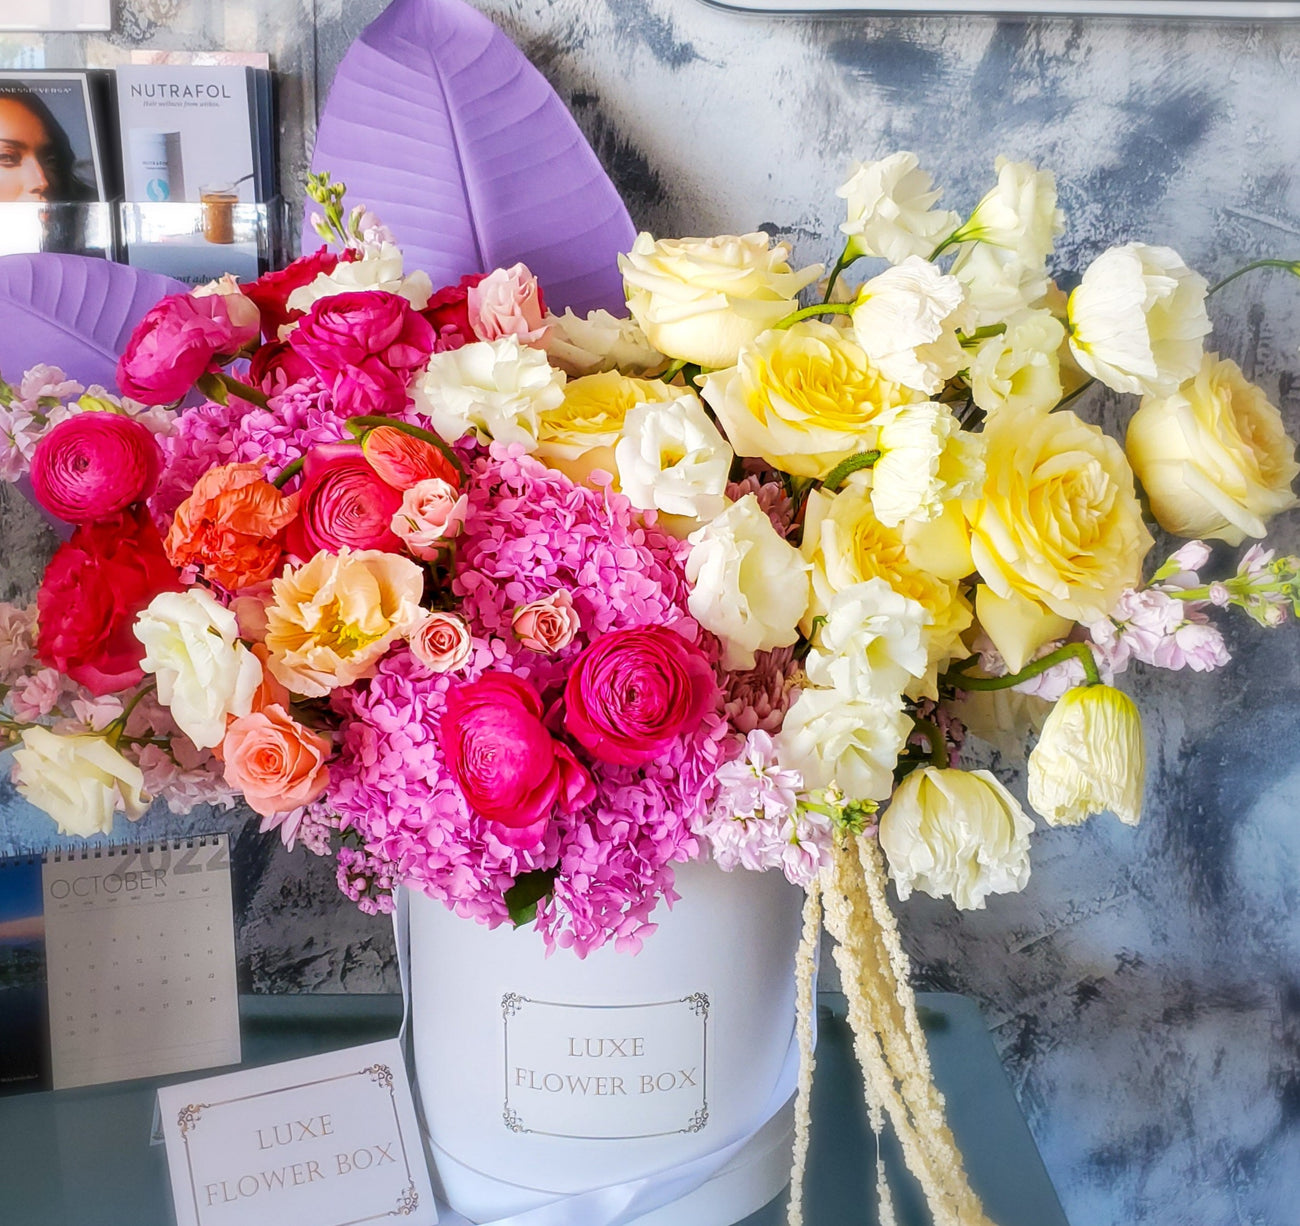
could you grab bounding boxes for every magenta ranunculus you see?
[30,413,163,523]
[440,673,593,847]
[116,291,261,405]
[284,443,403,557]
[563,626,719,767]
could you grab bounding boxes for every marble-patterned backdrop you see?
[3,2,1300,1223]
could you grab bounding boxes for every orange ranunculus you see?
[221,703,330,817]
[166,462,299,591]
[361,424,460,490]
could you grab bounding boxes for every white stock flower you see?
[540,308,664,377]
[615,392,732,525]
[686,494,810,669]
[774,688,910,802]
[836,152,959,265]
[13,728,148,837]
[803,577,927,701]
[871,401,984,526]
[1067,243,1210,397]
[969,308,1065,417]
[134,589,262,751]
[879,766,1034,911]
[413,337,565,450]
[285,241,433,315]
[850,256,972,394]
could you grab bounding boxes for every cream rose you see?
[285,241,432,315]
[879,766,1034,911]
[685,494,810,670]
[1067,242,1210,396]
[803,577,928,701]
[836,152,959,265]
[774,689,910,802]
[870,401,985,527]
[13,728,149,837]
[1126,353,1299,545]
[968,308,1065,418]
[701,320,916,479]
[540,308,663,377]
[410,610,473,672]
[133,588,262,750]
[619,231,822,369]
[965,403,1153,669]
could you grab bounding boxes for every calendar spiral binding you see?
[2,832,227,867]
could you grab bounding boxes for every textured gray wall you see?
[3,3,1300,1224]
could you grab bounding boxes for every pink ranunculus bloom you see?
[440,672,593,848]
[391,479,467,561]
[29,412,163,524]
[116,291,261,405]
[563,625,719,767]
[409,610,472,673]
[466,263,549,344]
[512,589,580,654]
[284,443,404,557]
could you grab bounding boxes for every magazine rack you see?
[119,197,286,284]
[0,202,118,261]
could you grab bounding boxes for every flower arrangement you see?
[2,159,1298,1225]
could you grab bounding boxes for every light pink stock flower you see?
[410,611,473,673]
[466,263,549,344]
[391,478,467,560]
[511,589,580,653]
[10,667,67,721]
[1150,619,1232,672]
[1090,588,1230,674]
[0,603,37,680]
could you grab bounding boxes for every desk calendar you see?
[0,834,240,1094]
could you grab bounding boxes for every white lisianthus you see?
[871,401,985,526]
[775,688,910,802]
[540,308,664,377]
[804,577,928,701]
[879,766,1034,911]
[413,337,565,450]
[836,152,960,265]
[619,231,822,369]
[1027,684,1144,826]
[134,589,262,750]
[969,308,1065,417]
[850,256,973,394]
[953,159,1063,264]
[1067,243,1210,396]
[13,727,149,837]
[615,392,732,527]
[285,241,432,315]
[686,494,810,669]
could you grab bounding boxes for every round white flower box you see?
[407,859,805,1225]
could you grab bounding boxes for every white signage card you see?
[502,992,710,1139]
[156,1039,436,1226]
[0,0,111,31]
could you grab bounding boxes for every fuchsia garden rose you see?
[512,589,580,653]
[563,625,719,767]
[116,290,261,404]
[466,263,549,343]
[439,672,593,847]
[285,444,403,557]
[29,413,162,523]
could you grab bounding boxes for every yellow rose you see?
[13,728,148,837]
[968,307,1065,418]
[801,481,972,697]
[965,403,1153,670]
[618,232,822,369]
[266,548,425,697]
[1126,353,1300,546]
[535,371,677,483]
[700,321,918,478]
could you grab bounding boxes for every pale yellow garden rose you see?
[266,548,426,697]
[965,403,1153,670]
[801,480,973,697]
[968,308,1065,418]
[1126,353,1300,545]
[1027,684,1144,826]
[13,728,148,837]
[618,232,822,369]
[700,320,917,478]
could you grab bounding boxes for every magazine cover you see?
[0,70,110,202]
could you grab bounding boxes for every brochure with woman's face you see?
[0,72,107,203]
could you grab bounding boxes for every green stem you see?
[772,302,854,331]
[659,358,689,384]
[1207,258,1300,297]
[822,250,857,303]
[958,323,1007,345]
[217,372,269,409]
[105,682,156,747]
[1056,377,1097,410]
[273,456,305,489]
[927,228,963,262]
[911,718,950,769]
[821,449,881,492]
[344,415,465,477]
[942,640,1102,692]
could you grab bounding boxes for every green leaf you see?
[505,867,560,929]
[196,371,228,405]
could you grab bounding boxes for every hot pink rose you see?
[117,291,261,405]
[563,626,718,767]
[512,590,580,654]
[391,479,467,560]
[440,673,593,848]
[410,610,472,673]
[285,444,403,557]
[30,412,162,523]
[467,263,548,344]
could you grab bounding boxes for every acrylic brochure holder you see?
[0,202,118,261]
[119,198,285,287]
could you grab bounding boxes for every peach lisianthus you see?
[222,703,330,818]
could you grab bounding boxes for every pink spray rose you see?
[30,412,163,523]
[467,263,548,344]
[391,479,467,560]
[512,589,580,653]
[284,444,403,557]
[410,610,472,673]
[563,626,719,767]
[117,291,261,404]
[440,673,593,847]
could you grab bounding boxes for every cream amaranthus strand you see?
[786,881,821,1226]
